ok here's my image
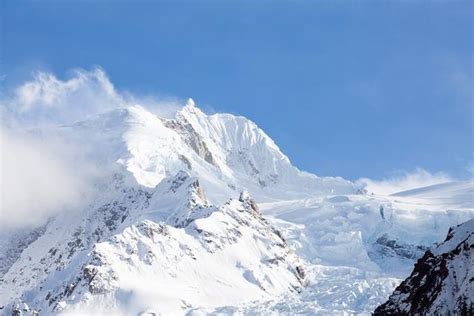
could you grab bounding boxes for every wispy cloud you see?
[9,68,123,126]
[4,67,183,127]
[0,68,184,229]
[356,168,454,196]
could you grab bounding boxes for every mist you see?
[0,68,182,230]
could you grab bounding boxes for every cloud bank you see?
[357,168,454,196]
[0,68,182,230]
[0,128,95,230]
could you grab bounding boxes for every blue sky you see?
[1,0,473,180]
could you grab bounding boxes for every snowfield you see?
[1,100,472,315]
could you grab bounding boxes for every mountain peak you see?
[179,97,207,119]
[186,98,196,108]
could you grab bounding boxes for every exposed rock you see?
[370,234,428,261]
[162,117,218,168]
[238,191,259,213]
[374,219,474,315]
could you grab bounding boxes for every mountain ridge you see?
[1,100,473,315]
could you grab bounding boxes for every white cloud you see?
[356,168,454,196]
[5,68,182,127]
[0,68,184,229]
[10,68,123,125]
[0,128,96,229]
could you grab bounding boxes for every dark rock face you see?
[370,234,428,261]
[374,219,474,316]
[375,250,448,315]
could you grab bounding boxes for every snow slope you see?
[1,100,473,315]
[391,180,474,210]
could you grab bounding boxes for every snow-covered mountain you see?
[1,100,473,315]
[58,99,356,203]
[374,219,474,315]
[2,171,306,315]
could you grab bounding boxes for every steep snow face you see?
[169,99,356,198]
[56,101,356,204]
[64,106,199,189]
[1,172,306,315]
[374,219,474,315]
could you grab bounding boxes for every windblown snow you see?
[1,99,473,315]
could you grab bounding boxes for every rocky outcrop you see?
[239,190,259,213]
[369,234,428,261]
[374,219,474,315]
